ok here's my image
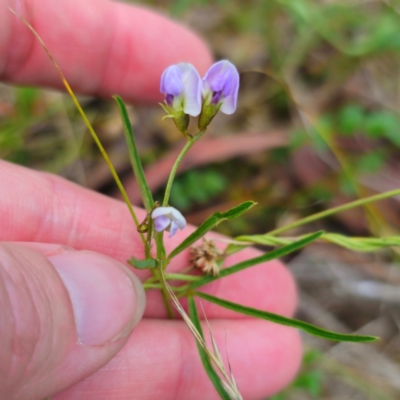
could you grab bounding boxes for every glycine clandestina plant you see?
[117,60,379,399]
[16,10,400,399]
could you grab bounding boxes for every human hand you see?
[0,1,302,399]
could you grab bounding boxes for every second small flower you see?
[152,206,186,238]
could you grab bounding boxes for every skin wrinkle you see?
[18,252,43,370]
[53,319,301,400]
[2,0,35,80]
[153,323,196,400]
[99,4,131,99]
[31,173,74,245]
[40,175,67,244]
[3,164,51,241]
[38,172,117,254]
[172,324,192,400]
[0,250,15,395]
[114,5,149,96]
[1,246,39,397]
[62,0,113,95]
[3,163,144,259]
[13,254,37,379]
[18,249,63,392]
[26,251,60,385]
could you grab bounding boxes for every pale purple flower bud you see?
[202,60,239,115]
[152,206,186,238]
[160,63,202,117]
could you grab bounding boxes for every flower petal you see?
[202,60,226,92]
[202,60,239,115]
[170,207,186,230]
[169,220,179,237]
[160,65,184,97]
[153,215,171,232]
[177,63,202,117]
[152,206,174,219]
[151,206,186,236]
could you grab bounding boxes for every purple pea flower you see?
[152,206,186,238]
[202,60,239,114]
[198,60,239,129]
[160,63,202,135]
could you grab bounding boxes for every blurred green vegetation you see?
[0,86,95,175]
[169,168,228,211]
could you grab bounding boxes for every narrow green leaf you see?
[127,257,157,269]
[169,201,256,259]
[224,243,248,256]
[114,96,154,212]
[237,233,400,253]
[188,297,231,400]
[322,233,400,252]
[195,292,378,343]
[190,231,324,289]
[236,235,289,247]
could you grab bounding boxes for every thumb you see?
[0,243,145,400]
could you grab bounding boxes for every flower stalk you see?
[266,187,400,237]
[162,129,206,207]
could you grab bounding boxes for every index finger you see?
[0,0,212,103]
[1,160,297,320]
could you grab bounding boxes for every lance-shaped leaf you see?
[168,201,256,259]
[321,233,400,252]
[190,231,323,290]
[195,292,378,343]
[237,233,400,253]
[224,243,248,257]
[114,96,154,212]
[235,235,289,247]
[188,297,231,400]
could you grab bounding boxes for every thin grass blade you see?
[237,233,400,253]
[195,292,378,343]
[188,297,231,400]
[114,95,154,212]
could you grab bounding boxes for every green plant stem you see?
[153,231,173,317]
[155,265,174,318]
[145,223,153,259]
[266,188,400,236]
[143,283,185,291]
[144,273,200,285]
[153,129,207,316]
[143,283,163,290]
[162,130,206,206]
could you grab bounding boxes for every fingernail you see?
[48,251,145,346]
